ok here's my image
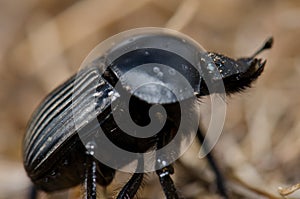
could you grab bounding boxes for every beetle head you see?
[200,37,273,95]
[204,53,266,94]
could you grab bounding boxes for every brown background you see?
[1,0,300,198]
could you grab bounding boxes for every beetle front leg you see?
[84,152,97,199]
[156,164,179,199]
[155,126,180,199]
[197,127,228,198]
[117,173,143,199]
[117,158,144,199]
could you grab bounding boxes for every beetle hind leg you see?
[197,127,228,198]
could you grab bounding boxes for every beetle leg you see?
[84,153,97,199]
[155,126,180,199]
[117,158,144,199]
[197,127,228,198]
[28,185,37,199]
[156,165,179,199]
[117,173,144,199]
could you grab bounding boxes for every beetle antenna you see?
[251,37,273,58]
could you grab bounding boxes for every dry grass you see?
[1,0,300,198]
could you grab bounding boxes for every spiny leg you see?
[117,159,144,199]
[197,127,228,198]
[84,152,97,199]
[156,165,179,199]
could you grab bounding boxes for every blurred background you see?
[1,0,300,198]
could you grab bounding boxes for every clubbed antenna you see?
[251,37,274,58]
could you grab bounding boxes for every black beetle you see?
[23,28,273,199]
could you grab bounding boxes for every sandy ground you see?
[0,0,300,198]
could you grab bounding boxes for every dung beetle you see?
[23,28,273,199]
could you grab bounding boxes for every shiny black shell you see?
[23,66,116,191]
